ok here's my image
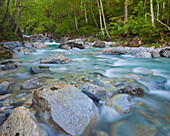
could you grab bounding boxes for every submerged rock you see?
[99,48,126,55]
[30,66,50,74]
[93,130,109,136]
[135,51,152,58]
[78,82,109,102]
[33,84,98,136]
[40,54,72,64]
[106,94,132,114]
[21,78,42,90]
[160,48,170,58]
[117,85,144,96]
[0,106,42,136]
[0,61,18,71]
[0,81,10,95]
[110,121,157,136]
[0,50,13,60]
[93,41,105,48]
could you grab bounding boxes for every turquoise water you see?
[0,45,170,136]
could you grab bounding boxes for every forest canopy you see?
[0,0,169,43]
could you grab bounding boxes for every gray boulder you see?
[0,106,42,136]
[106,94,132,114]
[40,54,71,64]
[33,84,98,136]
[78,82,109,102]
[60,44,71,50]
[93,41,105,48]
[59,39,85,49]
[150,51,160,58]
[99,48,126,55]
[30,66,50,74]
[21,78,42,90]
[160,48,170,58]
[135,51,152,58]
[0,81,10,95]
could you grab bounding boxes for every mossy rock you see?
[0,50,13,60]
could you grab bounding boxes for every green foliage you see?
[0,0,169,43]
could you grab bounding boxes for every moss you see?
[0,50,13,59]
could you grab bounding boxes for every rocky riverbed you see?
[0,36,170,136]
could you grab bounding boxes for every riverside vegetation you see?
[0,0,170,136]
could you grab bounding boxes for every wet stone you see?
[30,66,50,74]
[33,84,98,136]
[0,81,10,95]
[21,78,42,90]
[135,51,152,58]
[93,41,105,48]
[99,48,126,55]
[0,106,42,136]
[40,54,72,64]
[160,48,170,58]
[78,82,109,102]
[117,85,145,96]
[106,94,132,114]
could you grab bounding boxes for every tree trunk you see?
[73,0,78,30]
[96,0,104,36]
[84,0,88,24]
[81,0,83,14]
[1,0,10,24]
[167,0,170,25]
[150,0,155,28]
[124,0,128,22]
[90,0,98,27]
[157,0,159,19]
[99,0,111,38]
[14,0,23,36]
[143,0,147,12]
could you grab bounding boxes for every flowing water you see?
[0,44,170,136]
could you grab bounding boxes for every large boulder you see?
[99,48,126,55]
[0,50,13,60]
[106,94,132,114]
[78,82,109,102]
[59,39,85,49]
[0,106,42,136]
[93,41,105,48]
[135,51,152,58]
[0,61,18,71]
[0,81,10,95]
[30,66,50,74]
[117,85,144,97]
[150,51,160,58]
[40,54,72,64]
[21,78,42,90]
[33,84,98,136]
[160,48,170,58]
